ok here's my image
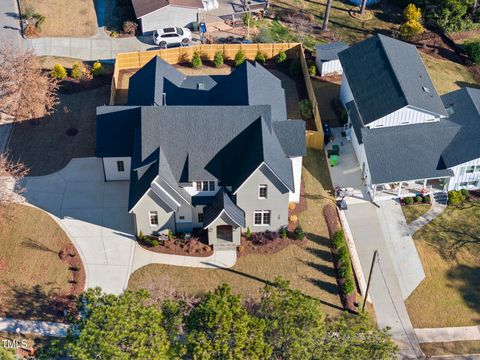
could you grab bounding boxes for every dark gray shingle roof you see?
[338,34,447,125]
[273,120,307,157]
[315,42,349,61]
[203,188,245,228]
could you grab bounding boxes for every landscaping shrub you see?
[51,64,67,79]
[70,62,88,80]
[276,51,287,63]
[281,227,287,238]
[308,64,317,76]
[251,230,279,245]
[33,13,45,31]
[448,190,465,206]
[415,196,423,203]
[234,49,246,67]
[337,246,349,264]
[255,51,266,65]
[246,227,252,239]
[460,188,469,198]
[399,4,423,40]
[167,229,174,241]
[91,61,106,77]
[294,224,304,240]
[289,58,301,76]
[214,51,224,67]
[332,230,346,249]
[191,52,202,68]
[423,195,431,203]
[338,261,352,279]
[404,197,414,205]
[123,20,138,35]
[299,99,313,119]
[23,5,36,19]
[342,278,355,295]
[465,41,480,65]
[253,27,273,43]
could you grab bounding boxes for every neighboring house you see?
[96,57,306,246]
[131,0,203,34]
[315,42,348,76]
[338,34,480,201]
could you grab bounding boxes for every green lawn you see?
[405,200,480,327]
[421,341,480,357]
[129,149,344,318]
[0,205,84,322]
[401,204,431,224]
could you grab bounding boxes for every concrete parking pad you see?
[23,158,135,294]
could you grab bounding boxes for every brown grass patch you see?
[401,204,432,224]
[420,340,480,356]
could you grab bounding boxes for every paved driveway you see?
[23,158,135,294]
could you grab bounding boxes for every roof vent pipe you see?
[162,93,167,105]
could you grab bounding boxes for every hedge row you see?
[331,230,355,295]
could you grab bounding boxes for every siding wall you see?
[103,157,131,181]
[140,6,199,34]
[448,157,480,191]
[235,164,289,232]
[133,190,176,235]
[350,127,372,187]
[368,106,440,128]
[205,213,241,246]
[340,73,354,105]
[289,156,303,203]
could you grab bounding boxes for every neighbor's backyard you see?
[406,198,480,328]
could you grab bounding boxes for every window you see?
[476,165,480,173]
[196,182,202,191]
[198,213,204,223]
[209,181,215,191]
[117,161,124,172]
[254,210,271,226]
[202,181,209,191]
[149,211,158,226]
[466,166,475,174]
[179,215,185,220]
[196,181,215,192]
[258,184,268,199]
[460,182,468,187]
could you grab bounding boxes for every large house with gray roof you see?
[96,57,306,246]
[339,34,480,201]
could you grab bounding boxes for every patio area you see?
[373,179,448,201]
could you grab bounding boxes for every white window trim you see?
[149,211,159,226]
[253,210,271,226]
[466,166,475,174]
[258,184,268,199]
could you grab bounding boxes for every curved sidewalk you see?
[0,318,68,337]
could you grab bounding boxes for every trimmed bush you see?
[404,197,414,205]
[342,278,355,295]
[332,230,346,249]
[281,227,287,238]
[337,246,349,264]
[448,190,465,206]
[338,261,352,279]
[214,51,224,68]
[167,229,174,241]
[191,52,202,68]
[123,20,138,35]
[465,41,480,65]
[234,49,246,67]
[308,64,317,76]
[299,99,313,119]
[70,62,88,80]
[51,63,67,79]
[255,51,266,65]
[423,195,431,203]
[460,188,469,198]
[294,224,304,240]
[91,61,106,77]
[276,51,287,63]
[415,196,423,203]
[246,227,252,239]
[289,58,301,76]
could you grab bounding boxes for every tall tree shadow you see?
[21,238,58,254]
[446,264,480,319]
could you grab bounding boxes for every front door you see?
[217,225,232,242]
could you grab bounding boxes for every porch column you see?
[423,179,427,188]
[372,184,377,202]
[397,182,402,197]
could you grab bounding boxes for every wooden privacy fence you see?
[110,43,324,149]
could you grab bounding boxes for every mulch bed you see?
[139,236,213,257]
[238,235,307,257]
[288,181,306,231]
[57,243,86,317]
[59,74,113,94]
[323,203,357,312]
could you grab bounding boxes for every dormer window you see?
[258,184,267,199]
[194,181,215,192]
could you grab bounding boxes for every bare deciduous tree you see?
[0,154,29,206]
[323,0,333,31]
[0,45,59,121]
[286,13,312,41]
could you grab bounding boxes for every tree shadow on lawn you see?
[21,238,58,254]
[446,264,480,319]
[3,285,73,323]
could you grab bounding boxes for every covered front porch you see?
[371,177,449,202]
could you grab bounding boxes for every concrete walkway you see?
[407,203,447,236]
[0,317,69,337]
[416,326,480,343]
[0,0,23,48]
[345,202,423,359]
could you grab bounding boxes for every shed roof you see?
[315,42,349,61]
[338,34,447,125]
[131,0,203,18]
